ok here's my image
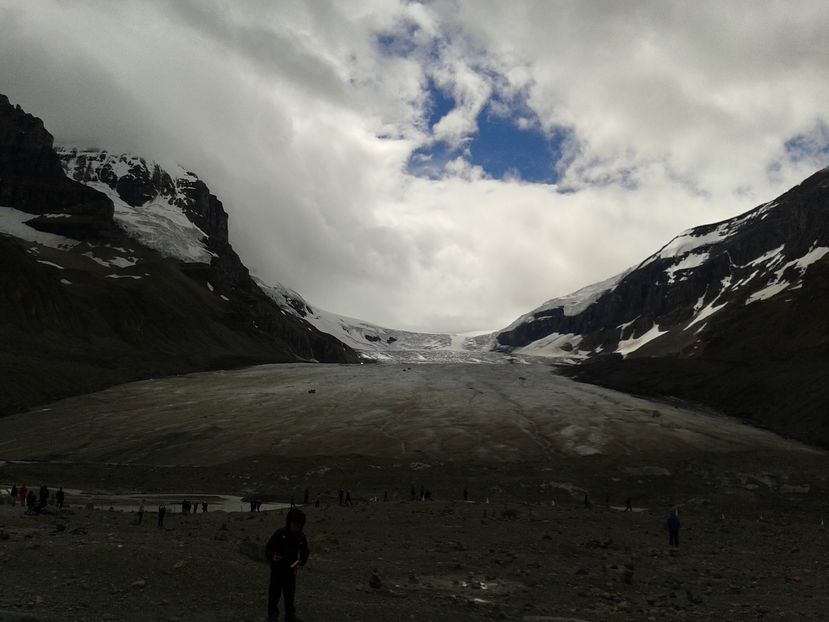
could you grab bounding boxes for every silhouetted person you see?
[257,499,263,512]
[19,484,27,509]
[605,494,610,509]
[290,495,296,508]
[419,485,424,501]
[314,494,320,508]
[202,502,208,512]
[10,484,17,507]
[344,491,352,506]
[667,509,681,547]
[26,490,37,512]
[250,498,256,512]
[266,507,310,622]
[158,505,166,527]
[383,490,388,502]
[338,490,344,506]
[424,489,432,501]
[55,487,65,509]
[137,499,145,525]
[410,484,416,501]
[39,485,49,507]
[303,488,309,505]
[463,488,468,501]
[182,499,190,514]
[191,502,197,514]
[625,497,633,512]
[584,494,592,509]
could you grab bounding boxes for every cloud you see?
[1,1,828,332]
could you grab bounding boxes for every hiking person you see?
[338,490,344,506]
[202,501,208,512]
[383,490,388,502]
[667,508,681,547]
[625,497,633,512]
[303,488,309,505]
[410,484,416,501]
[10,484,17,506]
[158,504,166,528]
[265,507,310,622]
[26,490,37,512]
[55,487,65,509]
[314,494,320,508]
[19,484,27,508]
[39,485,49,507]
[137,499,145,524]
[290,495,296,508]
[584,494,592,509]
[250,498,256,512]
[344,491,352,506]
[463,487,468,501]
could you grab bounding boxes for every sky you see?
[2,1,829,333]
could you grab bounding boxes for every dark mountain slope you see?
[0,94,357,416]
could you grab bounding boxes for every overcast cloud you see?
[2,1,828,332]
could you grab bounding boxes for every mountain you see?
[256,280,502,363]
[0,94,358,416]
[494,169,829,447]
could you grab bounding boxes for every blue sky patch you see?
[784,123,829,163]
[406,80,567,183]
[468,102,566,183]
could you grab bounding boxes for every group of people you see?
[8,483,65,513]
[181,499,208,514]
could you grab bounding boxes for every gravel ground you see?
[1,452,828,622]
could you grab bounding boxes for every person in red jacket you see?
[265,508,310,622]
[19,484,27,510]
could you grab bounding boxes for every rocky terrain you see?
[1,446,828,622]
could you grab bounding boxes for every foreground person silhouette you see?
[266,507,310,622]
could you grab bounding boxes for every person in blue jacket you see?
[265,507,310,622]
[667,508,681,547]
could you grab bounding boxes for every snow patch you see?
[0,206,80,250]
[615,323,666,357]
[85,181,211,264]
[36,260,64,269]
[665,252,709,284]
[746,246,829,304]
[514,333,583,358]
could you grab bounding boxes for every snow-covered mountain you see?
[256,279,505,363]
[494,168,829,446]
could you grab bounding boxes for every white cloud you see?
[1,1,828,332]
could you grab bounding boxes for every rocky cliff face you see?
[496,169,829,446]
[0,94,358,417]
[0,95,113,234]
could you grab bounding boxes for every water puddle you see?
[1,484,291,513]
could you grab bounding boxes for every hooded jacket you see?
[265,508,310,572]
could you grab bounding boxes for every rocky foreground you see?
[1,453,828,622]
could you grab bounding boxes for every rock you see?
[131,579,146,589]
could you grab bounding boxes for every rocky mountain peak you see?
[57,148,228,245]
